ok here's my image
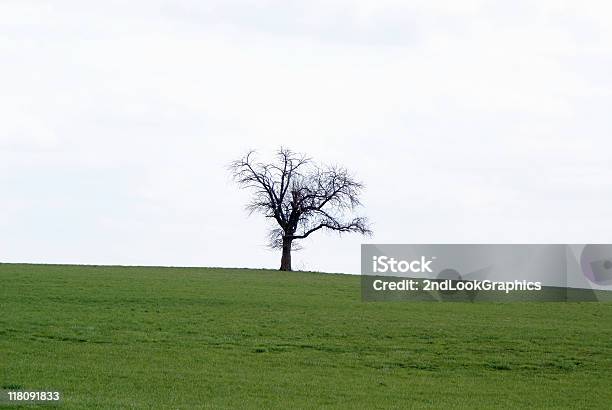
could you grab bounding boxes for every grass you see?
[1,263,611,409]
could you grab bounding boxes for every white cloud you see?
[1,0,611,273]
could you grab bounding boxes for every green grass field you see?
[1,263,611,409]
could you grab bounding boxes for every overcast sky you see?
[1,0,611,273]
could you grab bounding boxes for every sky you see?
[1,0,611,274]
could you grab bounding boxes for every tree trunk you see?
[280,237,292,271]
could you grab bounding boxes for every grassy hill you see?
[1,263,611,408]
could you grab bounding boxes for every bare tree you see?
[230,148,372,271]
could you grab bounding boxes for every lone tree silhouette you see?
[230,148,372,271]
